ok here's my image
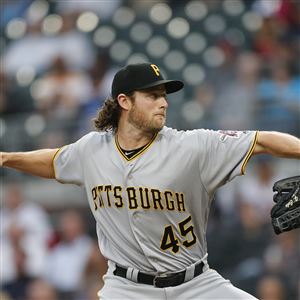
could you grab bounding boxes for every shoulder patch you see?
[218,130,247,142]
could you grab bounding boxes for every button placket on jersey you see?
[131,208,161,268]
[125,163,149,259]
[124,162,158,267]
[125,162,135,183]
[131,211,151,257]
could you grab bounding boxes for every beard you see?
[128,104,166,133]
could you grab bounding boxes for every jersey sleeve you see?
[198,130,258,194]
[52,135,88,186]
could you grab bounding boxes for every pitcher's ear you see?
[117,93,133,111]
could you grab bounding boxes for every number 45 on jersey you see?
[160,215,197,254]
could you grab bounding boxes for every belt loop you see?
[126,267,139,283]
[184,263,195,282]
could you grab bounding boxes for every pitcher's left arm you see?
[253,131,300,159]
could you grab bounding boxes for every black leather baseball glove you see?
[271,176,300,234]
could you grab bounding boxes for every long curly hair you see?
[93,92,134,132]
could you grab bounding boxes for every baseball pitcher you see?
[1,63,300,299]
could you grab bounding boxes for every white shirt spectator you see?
[3,33,58,75]
[45,235,93,291]
[0,202,52,284]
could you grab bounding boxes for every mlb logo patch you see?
[218,130,246,142]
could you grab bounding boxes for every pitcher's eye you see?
[148,93,157,99]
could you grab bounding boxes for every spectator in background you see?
[89,53,114,101]
[55,13,95,71]
[33,56,92,122]
[256,62,300,135]
[228,201,272,294]
[208,200,271,296]
[212,52,261,130]
[206,40,237,96]
[45,209,104,300]
[253,0,300,38]
[3,21,57,76]
[256,275,286,300]
[78,52,117,134]
[236,157,279,224]
[0,71,34,115]
[25,279,58,300]
[2,244,33,300]
[263,231,299,300]
[180,83,215,130]
[252,0,298,59]
[83,244,108,300]
[0,183,52,285]
[252,14,282,62]
[3,12,95,76]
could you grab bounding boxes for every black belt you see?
[113,261,204,288]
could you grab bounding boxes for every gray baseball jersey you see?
[53,127,257,274]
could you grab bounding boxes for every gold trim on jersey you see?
[241,131,258,175]
[114,133,158,161]
[52,146,65,183]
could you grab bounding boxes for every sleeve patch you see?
[218,130,248,142]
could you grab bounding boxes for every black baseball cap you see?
[111,63,184,99]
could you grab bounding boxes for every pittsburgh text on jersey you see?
[91,185,186,212]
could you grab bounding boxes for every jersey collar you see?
[114,133,158,161]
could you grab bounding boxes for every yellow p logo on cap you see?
[150,64,160,76]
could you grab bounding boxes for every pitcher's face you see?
[128,85,168,134]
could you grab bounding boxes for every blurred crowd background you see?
[0,0,299,299]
